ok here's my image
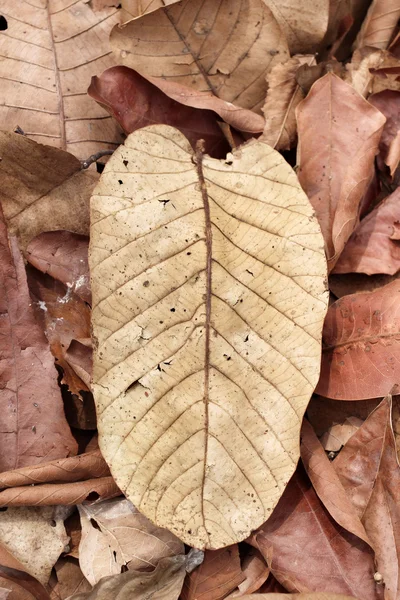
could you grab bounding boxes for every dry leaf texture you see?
[121,0,178,20]
[0,0,124,158]
[355,0,400,50]
[369,90,400,177]
[90,124,328,549]
[111,0,289,115]
[0,132,97,252]
[296,73,386,271]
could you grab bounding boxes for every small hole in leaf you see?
[86,491,100,502]
[50,519,57,527]
[118,180,123,185]
[0,16,7,31]
[113,551,117,561]
[90,518,101,531]
[0,507,8,512]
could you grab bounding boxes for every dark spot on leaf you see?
[0,16,7,30]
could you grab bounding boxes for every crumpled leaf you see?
[344,48,387,96]
[262,55,315,151]
[317,279,400,400]
[296,72,386,271]
[0,205,77,472]
[0,477,120,508]
[110,0,289,124]
[333,188,400,276]
[88,66,231,158]
[26,232,91,305]
[248,464,378,599]
[227,548,269,598]
[181,545,245,600]
[0,133,98,252]
[90,124,328,549]
[333,396,400,600]
[262,0,329,54]
[0,507,68,585]
[369,52,400,94]
[369,90,400,177]
[67,555,186,600]
[0,0,123,157]
[78,498,184,585]
[355,0,400,50]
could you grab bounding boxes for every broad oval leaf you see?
[89,125,328,549]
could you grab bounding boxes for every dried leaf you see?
[227,548,269,597]
[0,477,120,507]
[0,540,51,600]
[121,0,179,20]
[26,232,90,304]
[78,498,184,585]
[328,273,396,298]
[239,594,359,599]
[67,555,186,600]
[0,132,97,252]
[317,279,400,399]
[320,417,364,451]
[0,507,68,585]
[65,340,93,392]
[0,450,109,490]
[88,66,230,158]
[344,48,387,96]
[296,73,386,271]
[248,465,378,599]
[355,0,400,50]
[334,188,400,276]
[0,0,123,157]
[262,55,315,151]
[90,125,328,549]
[369,53,400,94]
[54,558,91,600]
[333,397,400,600]
[0,206,77,472]
[110,0,289,121]
[369,90,400,177]
[307,396,379,437]
[261,0,329,54]
[181,546,245,600]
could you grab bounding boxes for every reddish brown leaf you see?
[64,340,93,392]
[333,397,400,600]
[54,558,91,600]
[0,206,77,472]
[369,90,400,177]
[88,67,231,158]
[248,465,379,599]
[0,477,120,507]
[296,73,386,271]
[181,546,245,600]
[26,232,91,305]
[329,273,396,298]
[0,541,51,600]
[227,548,269,597]
[316,279,400,399]
[334,188,400,275]
[307,396,379,437]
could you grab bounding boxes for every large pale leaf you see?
[121,0,179,20]
[0,0,123,158]
[89,124,328,549]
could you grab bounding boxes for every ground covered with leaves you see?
[0,0,400,599]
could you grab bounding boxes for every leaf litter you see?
[0,0,400,598]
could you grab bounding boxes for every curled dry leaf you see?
[65,339,93,391]
[227,547,269,598]
[0,450,109,490]
[333,397,400,600]
[369,90,400,177]
[334,188,400,276]
[26,232,90,305]
[89,125,328,549]
[355,0,400,50]
[317,279,400,400]
[88,66,230,158]
[0,133,97,252]
[369,52,400,94]
[261,0,330,54]
[78,498,184,585]
[0,506,68,585]
[248,465,378,599]
[296,73,386,271]
[262,55,315,151]
[110,0,289,129]
[344,48,387,97]
[0,0,123,157]
[66,555,187,600]
[181,545,245,600]
[0,206,77,472]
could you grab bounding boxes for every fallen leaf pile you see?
[0,0,400,599]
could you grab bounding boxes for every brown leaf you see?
[307,396,379,438]
[64,340,93,392]
[333,397,400,600]
[317,279,400,399]
[54,558,91,600]
[67,555,186,600]
[369,90,400,177]
[0,133,98,252]
[0,450,109,490]
[88,66,231,158]
[334,188,400,276]
[320,417,364,452]
[181,546,245,600]
[26,232,91,305]
[0,206,77,472]
[120,0,178,20]
[0,541,52,600]
[248,464,379,599]
[110,0,289,128]
[0,477,120,507]
[296,73,386,271]
[262,55,315,151]
[344,47,387,97]
[329,273,396,298]
[0,1,123,158]
[369,52,400,94]
[355,0,400,50]
[227,548,269,598]
[78,498,184,585]
[238,594,359,599]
